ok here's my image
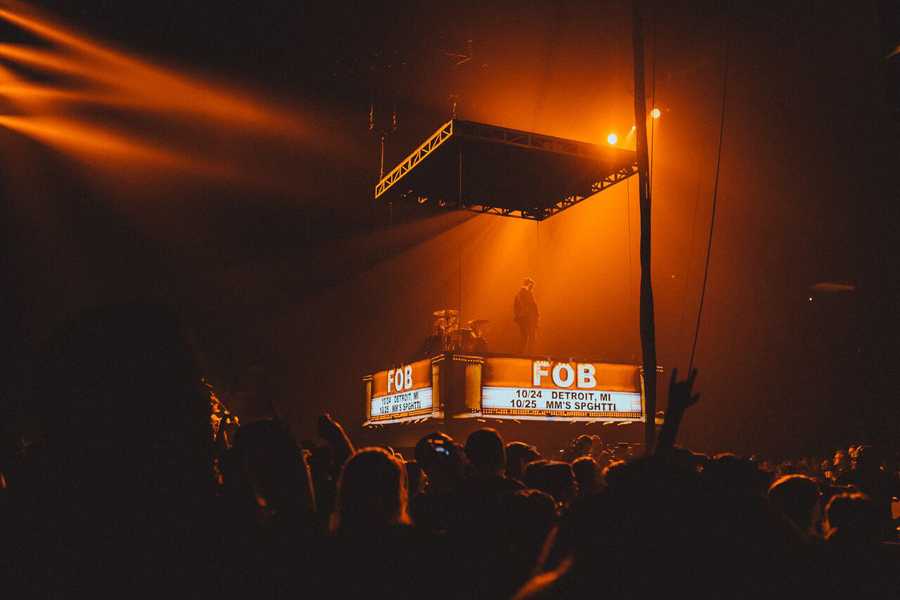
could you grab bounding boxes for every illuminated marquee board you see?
[363,357,441,425]
[477,357,643,422]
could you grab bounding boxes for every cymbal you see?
[433,308,459,317]
[468,319,490,326]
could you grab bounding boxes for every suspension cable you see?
[688,15,730,373]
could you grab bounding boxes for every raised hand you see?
[317,413,354,467]
[667,367,700,412]
[317,413,344,441]
[656,368,700,454]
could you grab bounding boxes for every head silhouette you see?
[572,456,599,497]
[767,474,821,534]
[405,459,426,500]
[506,441,540,481]
[524,460,576,506]
[34,302,211,495]
[824,492,881,544]
[231,418,315,520]
[465,428,506,476]
[28,303,216,592]
[335,447,408,533]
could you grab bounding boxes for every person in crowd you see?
[13,303,226,597]
[767,474,822,538]
[404,459,426,504]
[518,369,809,600]
[410,432,468,533]
[824,491,882,544]
[506,441,541,482]
[222,418,319,596]
[560,434,596,462]
[305,412,354,527]
[333,447,409,533]
[520,454,738,599]
[449,429,529,598]
[227,418,316,528]
[10,309,900,600]
[821,492,900,597]
[464,428,524,495]
[663,445,708,474]
[836,445,900,540]
[830,448,850,483]
[523,460,576,510]
[489,489,558,599]
[702,452,773,498]
[572,455,599,499]
[328,447,444,598]
[415,432,467,490]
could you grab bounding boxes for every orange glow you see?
[0,115,227,177]
[0,8,304,134]
[607,132,618,145]
[0,44,95,78]
[651,107,661,119]
[0,82,104,104]
[0,3,348,190]
[0,61,52,110]
[0,7,123,63]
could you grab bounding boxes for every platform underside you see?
[375,120,638,221]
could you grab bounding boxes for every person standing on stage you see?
[514,277,539,354]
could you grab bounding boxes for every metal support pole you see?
[632,0,658,453]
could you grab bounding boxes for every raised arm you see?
[317,413,354,469]
[655,368,700,454]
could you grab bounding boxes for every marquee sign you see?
[363,356,441,425]
[477,357,643,421]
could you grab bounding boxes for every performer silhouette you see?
[513,278,539,354]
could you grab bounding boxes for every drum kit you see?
[432,309,489,353]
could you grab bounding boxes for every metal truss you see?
[374,119,621,201]
[464,163,637,221]
[374,119,454,200]
[374,118,638,221]
[453,120,603,160]
[539,164,638,219]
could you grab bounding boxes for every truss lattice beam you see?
[373,118,638,221]
[375,120,454,200]
[464,163,637,221]
[453,120,605,161]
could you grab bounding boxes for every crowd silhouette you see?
[2,303,898,598]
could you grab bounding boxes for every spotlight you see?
[650,107,661,119]
[606,132,618,145]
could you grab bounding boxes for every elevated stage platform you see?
[358,352,661,452]
[375,120,638,221]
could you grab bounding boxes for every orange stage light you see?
[650,107,661,119]
[0,9,303,134]
[0,114,225,176]
[607,132,618,145]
